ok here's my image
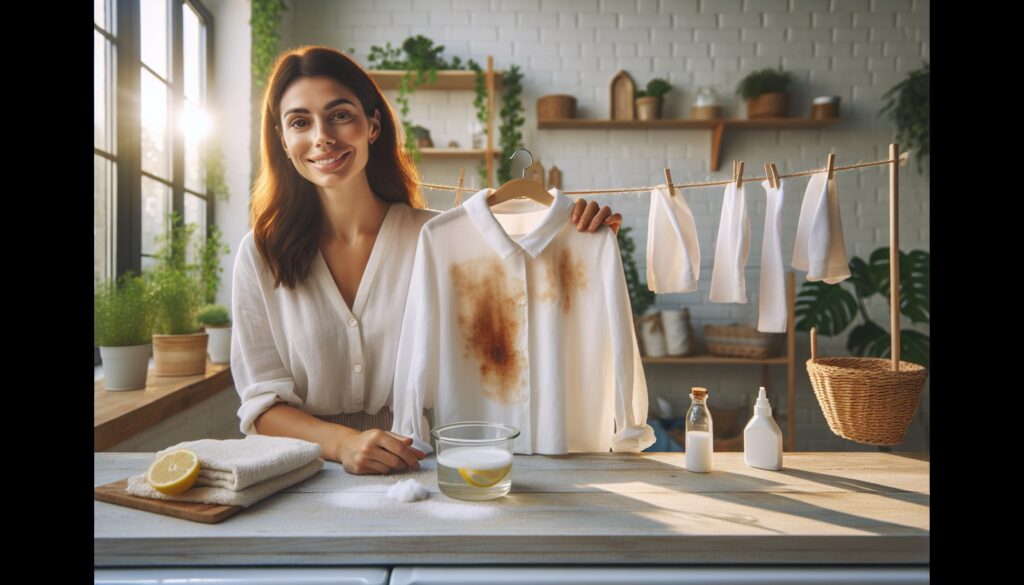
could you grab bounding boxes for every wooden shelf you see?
[418,147,501,159]
[643,354,788,365]
[369,69,504,91]
[537,117,840,171]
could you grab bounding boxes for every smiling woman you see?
[234,46,622,478]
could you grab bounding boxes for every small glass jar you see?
[684,387,713,473]
[431,421,519,501]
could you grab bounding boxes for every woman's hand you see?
[571,198,622,234]
[337,428,426,475]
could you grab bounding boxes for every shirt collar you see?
[463,186,573,260]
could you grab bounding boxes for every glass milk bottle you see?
[685,387,713,473]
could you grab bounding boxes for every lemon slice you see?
[457,464,511,488]
[146,449,201,495]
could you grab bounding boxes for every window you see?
[94,0,215,363]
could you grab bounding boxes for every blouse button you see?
[348,318,358,328]
[353,363,363,374]
[517,296,527,306]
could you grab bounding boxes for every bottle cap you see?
[755,386,772,414]
[691,386,707,398]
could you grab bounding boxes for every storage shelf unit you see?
[643,271,797,451]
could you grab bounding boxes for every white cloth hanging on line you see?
[645,184,700,293]
[792,171,850,284]
[709,181,750,303]
[758,179,787,333]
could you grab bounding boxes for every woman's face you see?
[277,76,381,190]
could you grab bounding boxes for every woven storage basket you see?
[704,324,783,359]
[806,327,928,446]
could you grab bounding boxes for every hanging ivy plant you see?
[250,0,288,91]
[494,64,525,186]
[878,62,929,173]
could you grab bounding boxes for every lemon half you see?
[146,449,201,495]
[457,464,511,488]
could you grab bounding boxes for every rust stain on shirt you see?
[540,247,587,314]
[451,258,526,405]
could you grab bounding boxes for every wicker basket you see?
[537,94,577,120]
[703,324,783,359]
[806,327,928,446]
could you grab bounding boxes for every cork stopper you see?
[690,386,708,398]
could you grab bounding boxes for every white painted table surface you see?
[94,451,929,567]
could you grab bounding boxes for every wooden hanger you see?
[453,168,467,207]
[487,148,554,207]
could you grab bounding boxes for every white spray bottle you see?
[743,387,783,470]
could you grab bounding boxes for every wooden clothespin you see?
[763,162,774,189]
[453,168,467,207]
[663,168,676,197]
[770,163,780,188]
[735,160,744,189]
[826,153,835,182]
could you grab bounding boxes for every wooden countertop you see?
[94,451,929,567]
[94,361,233,451]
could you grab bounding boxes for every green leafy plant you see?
[147,212,205,335]
[205,141,229,203]
[636,78,672,99]
[495,63,525,186]
[197,304,231,327]
[250,0,288,91]
[199,224,230,304]
[878,62,929,173]
[617,227,656,316]
[736,67,793,100]
[795,247,930,368]
[94,272,156,347]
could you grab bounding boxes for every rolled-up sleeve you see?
[230,244,304,435]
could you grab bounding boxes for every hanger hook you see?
[509,148,534,179]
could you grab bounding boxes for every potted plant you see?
[197,304,232,364]
[635,78,673,121]
[736,67,793,118]
[147,213,207,376]
[878,62,929,173]
[94,272,155,391]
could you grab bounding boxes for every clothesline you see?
[418,151,911,195]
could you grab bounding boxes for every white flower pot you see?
[638,309,667,358]
[205,325,232,364]
[99,343,152,391]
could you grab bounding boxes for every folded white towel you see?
[792,171,850,284]
[151,435,322,491]
[646,184,700,293]
[709,181,750,303]
[758,179,787,333]
[126,458,323,508]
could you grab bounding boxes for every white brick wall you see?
[275,0,930,452]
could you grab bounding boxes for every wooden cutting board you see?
[94,478,243,524]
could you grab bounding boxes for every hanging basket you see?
[806,327,928,446]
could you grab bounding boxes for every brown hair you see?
[250,45,425,289]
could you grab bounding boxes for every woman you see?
[232,46,622,476]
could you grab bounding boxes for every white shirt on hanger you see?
[231,202,438,436]
[391,187,655,455]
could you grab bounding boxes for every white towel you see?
[758,179,787,332]
[709,181,750,303]
[792,171,850,284]
[151,435,322,490]
[126,458,323,508]
[646,184,700,293]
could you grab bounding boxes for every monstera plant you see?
[795,247,930,368]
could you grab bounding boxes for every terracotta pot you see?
[153,332,209,376]
[636,96,662,120]
[745,92,788,118]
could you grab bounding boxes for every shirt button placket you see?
[349,316,364,409]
